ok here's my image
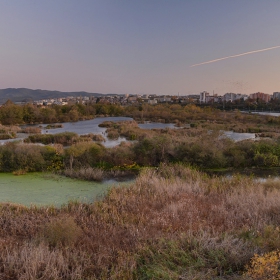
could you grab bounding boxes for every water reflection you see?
[242,111,280,117]
[138,122,176,129]
[223,131,256,141]
[1,117,258,146]
[1,117,133,147]
[1,117,178,146]
[207,168,280,178]
[40,117,132,135]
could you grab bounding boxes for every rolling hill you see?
[0,88,103,104]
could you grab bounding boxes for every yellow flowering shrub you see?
[245,250,280,279]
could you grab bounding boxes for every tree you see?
[0,101,24,125]
[65,142,93,170]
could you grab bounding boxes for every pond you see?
[207,168,280,179]
[242,111,280,117]
[39,117,132,135]
[37,118,177,134]
[223,131,256,141]
[0,172,132,207]
[28,118,261,142]
[138,122,176,129]
[35,117,133,148]
[1,116,259,145]
[1,117,178,146]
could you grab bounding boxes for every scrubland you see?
[1,103,280,278]
[2,118,280,175]
[0,164,280,279]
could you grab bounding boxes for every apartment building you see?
[273,92,280,100]
[249,92,271,103]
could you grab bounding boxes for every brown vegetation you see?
[62,167,136,182]
[0,164,280,279]
[0,124,20,139]
[20,126,42,134]
[63,167,105,181]
[45,123,63,129]
[1,101,280,139]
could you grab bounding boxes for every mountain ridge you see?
[0,88,104,104]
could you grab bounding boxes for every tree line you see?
[1,100,280,128]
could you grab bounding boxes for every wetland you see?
[1,103,280,278]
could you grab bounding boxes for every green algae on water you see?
[0,172,125,207]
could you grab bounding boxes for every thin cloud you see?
[190,45,280,67]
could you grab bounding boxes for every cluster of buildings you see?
[32,93,199,106]
[200,91,280,104]
[30,91,280,107]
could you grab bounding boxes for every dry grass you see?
[12,169,27,175]
[0,241,87,280]
[80,133,105,142]
[63,167,105,181]
[41,216,82,247]
[21,126,42,134]
[0,164,280,279]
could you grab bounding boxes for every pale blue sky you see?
[0,1,279,95]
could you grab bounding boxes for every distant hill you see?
[0,88,103,104]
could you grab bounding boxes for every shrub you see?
[24,132,79,145]
[21,126,41,134]
[41,216,82,247]
[254,153,279,167]
[81,133,105,142]
[256,225,280,251]
[244,250,280,279]
[107,128,120,139]
[45,124,63,129]
[0,133,15,139]
[12,169,27,175]
[63,167,105,181]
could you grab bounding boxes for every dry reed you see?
[0,164,279,279]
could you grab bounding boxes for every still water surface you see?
[243,111,280,117]
[38,117,133,147]
[39,117,255,142]
[223,131,256,141]
[1,117,177,146]
[1,116,260,145]
[0,173,131,207]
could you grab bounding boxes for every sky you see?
[0,0,280,96]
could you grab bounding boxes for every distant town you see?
[28,91,280,107]
[1,87,280,107]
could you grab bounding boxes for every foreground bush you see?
[245,250,280,279]
[41,216,82,247]
[0,164,280,279]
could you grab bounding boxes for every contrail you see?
[190,45,280,67]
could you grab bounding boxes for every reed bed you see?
[20,126,42,134]
[62,167,137,182]
[0,164,279,279]
[63,167,105,181]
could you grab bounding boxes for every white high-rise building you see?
[200,91,209,103]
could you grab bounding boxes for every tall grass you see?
[0,164,279,279]
[63,167,105,181]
